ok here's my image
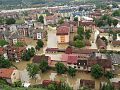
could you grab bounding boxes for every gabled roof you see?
[0,68,15,79]
[56,26,69,35]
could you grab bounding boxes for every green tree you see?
[36,39,44,50]
[67,67,76,77]
[30,47,35,57]
[112,10,120,16]
[0,56,12,68]
[59,82,73,90]
[15,42,24,47]
[113,33,117,40]
[112,19,118,27]
[39,60,49,73]
[104,71,114,79]
[21,51,31,61]
[55,62,66,74]
[26,63,39,78]
[74,17,78,21]
[13,81,22,87]
[101,83,114,90]
[0,39,8,47]
[74,39,85,48]
[0,17,5,25]
[47,83,56,90]
[91,64,103,79]
[77,26,84,35]
[107,17,112,27]
[58,18,64,24]
[6,18,16,25]
[38,15,44,23]
[85,30,91,40]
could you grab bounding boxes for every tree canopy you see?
[0,39,8,47]
[91,64,103,79]
[67,66,76,77]
[55,62,66,74]
[26,63,39,78]
[6,18,16,25]
[0,56,12,68]
[38,15,44,24]
[39,60,49,73]
[36,39,44,50]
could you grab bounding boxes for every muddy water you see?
[30,70,106,90]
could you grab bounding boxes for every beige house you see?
[56,26,70,43]
[0,68,20,84]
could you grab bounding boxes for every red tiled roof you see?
[112,41,120,46]
[67,55,78,64]
[42,80,60,86]
[56,26,69,35]
[46,48,58,52]
[79,21,95,26]
[0,68,14,79]
[61,54,78,64]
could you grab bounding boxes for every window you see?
[13,73,15,75]
[74,66,76,68]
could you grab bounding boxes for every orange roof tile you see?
[0,68,15,79]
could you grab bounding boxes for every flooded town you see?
[0,0,120,90]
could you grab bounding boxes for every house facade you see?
[0,68,20,84]
[56,26,70,44]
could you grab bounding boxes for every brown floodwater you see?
[29,70,106,90]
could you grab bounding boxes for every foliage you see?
[74,39,85,48]
[74,17,78,21]
[39,60,49,73]
[112,19,118,27]
[77,26,84,35]
[58,18,64,24]
[67,66,76,77]
[107,17,113,27]
[15,42,24,47]
[47,83,56,90]
[101,82,114,90]
[85,30,91,39]
[91,64,103,79]
[6,18,16,25]
[13,81,22,87]
[0,17,5,25]
[112,10,120,16]
[0,39,8,47]
[36,39,44,50]
[26,63,39,78]
[55,62,66,74]
[0,56,12,68]
[113,33,117,40]
[21,48,35,61]
[38,15,44,23]
[74,35,84,41]
[104,71,114,79]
